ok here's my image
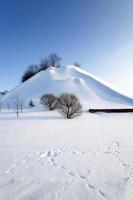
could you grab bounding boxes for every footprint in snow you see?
[78,174,87,179]
[98,190,106,198]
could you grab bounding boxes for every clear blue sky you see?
[0,0,133,96]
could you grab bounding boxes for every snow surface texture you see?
[1,66,133,199]
[0,111,133,200]
[1,65,133,108]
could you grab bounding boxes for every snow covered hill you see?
[1,65,133,108]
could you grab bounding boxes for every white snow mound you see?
[1,65,133,108]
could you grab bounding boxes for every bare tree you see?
[57,93,82,119]
[21,64,39,82]
[40,94,58,110]
[39,58,50,71]
[48,53,62,68]
[12,94,23,117]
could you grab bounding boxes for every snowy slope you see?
[1,65,133,108]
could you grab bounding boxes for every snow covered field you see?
[0,110,133,200]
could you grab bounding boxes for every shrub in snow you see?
[21,64,39,82]
[29,99,35,107]
[40,94,58,110]
[21,53,62,81]
[73,62,81,68]
[57,93,82,119]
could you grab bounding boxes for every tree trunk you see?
[67,107,70,118]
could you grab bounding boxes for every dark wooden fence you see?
[89,108,133,113]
